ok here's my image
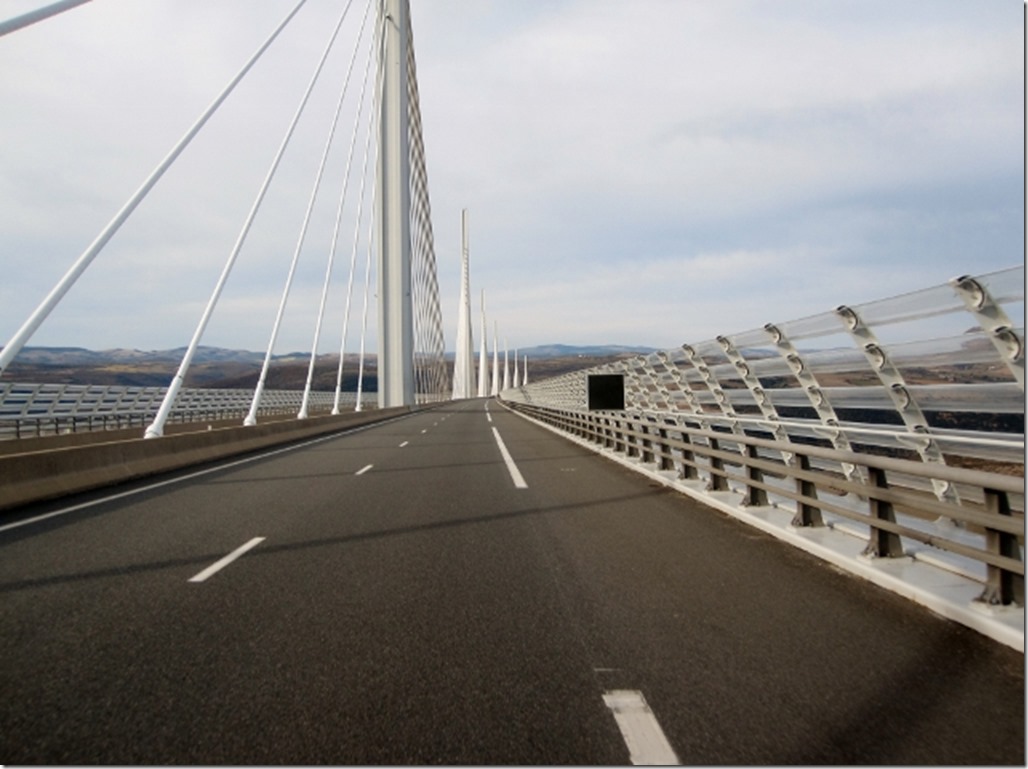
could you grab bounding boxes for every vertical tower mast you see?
[376,0,414,407]
[452,208,475,398]
[477,289,489,397]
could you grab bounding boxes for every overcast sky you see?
[0,0,1022,356]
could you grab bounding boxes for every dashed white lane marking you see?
[188,537,265,583]
[603,690,679,765]
[490,427,527,489]
[399,440,409,447]
[421,429,428,433]
[355,464,373,476]
[486,412,493,423]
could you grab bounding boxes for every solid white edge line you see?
[0,411,420,536]
[491,426,528,489]
[355,464,373,475]
[603,690,680,765]
[188,536,266,583]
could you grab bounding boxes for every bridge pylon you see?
[376,0,415,408]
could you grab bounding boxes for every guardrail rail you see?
[501,265,1024,615]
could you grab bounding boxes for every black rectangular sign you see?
[587,374,625,410]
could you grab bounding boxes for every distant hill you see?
[519,344,657,359]
[7,344,655,366]
[3,345,271,366]
[0,346,371,389]
[0,344,652,388]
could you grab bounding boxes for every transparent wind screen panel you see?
[746,356,794,381]
[708,362,745,387]
[975,265,1025,305]
[723,389,760,410]
[676,366,708,386]
[932,432,1025,465]
[856,305,987,347]
[801,346,877,378]
[734,347,780,369]
[764,388,821,408]
[849,282,965,329]
[819,385,896,411]
[907,382,1025,413]
[723,328,772,350]
[688,339,727,361]
[775,311,844,342]
[884,331,1023,383]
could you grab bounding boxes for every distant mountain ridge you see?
[7,343,656,365]
[0,344,653,389]
[518,344,657,358]
[3,346,314,366]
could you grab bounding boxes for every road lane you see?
[0,398,1022,764]
[488,400,1025,764]
[0,402,625,763]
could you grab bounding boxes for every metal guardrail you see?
[505,266,1024,468]
[0,383,376,440]
[507,401,1024,606]
[501,265,1024,607]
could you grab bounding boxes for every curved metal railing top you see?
[504,265,1025,473]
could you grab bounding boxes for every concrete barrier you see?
[0,406,428,513]
[0,409,343,457]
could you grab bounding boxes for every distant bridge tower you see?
[477,290,489,397]
[451,209,475,399]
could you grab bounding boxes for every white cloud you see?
[0,0,1022,360]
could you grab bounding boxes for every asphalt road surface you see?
[0,399,1023,764]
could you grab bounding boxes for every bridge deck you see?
[0,400,1022,764]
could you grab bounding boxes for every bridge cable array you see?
[0,0,311,380]
[406,11,448,404]
[0,0,450,434]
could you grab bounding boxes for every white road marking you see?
[355,464,373,476]
[188,537,265,583]
[491,427,527,489]
[486,412,493,423]
[603,690,679,765]
[421,429,428,433]
[0,412,418,535]
[399,440,409,447]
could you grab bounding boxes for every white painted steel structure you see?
[477,292,490,398]
[505,265,1024,469]
[0,0,449,427]
[376,0,414,408]
[490,322,500,397]
[407,16,448,406]
[0,0,310,381]
[452,209,475,399]
[0,0,92,37]
[502,265,1025,619]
